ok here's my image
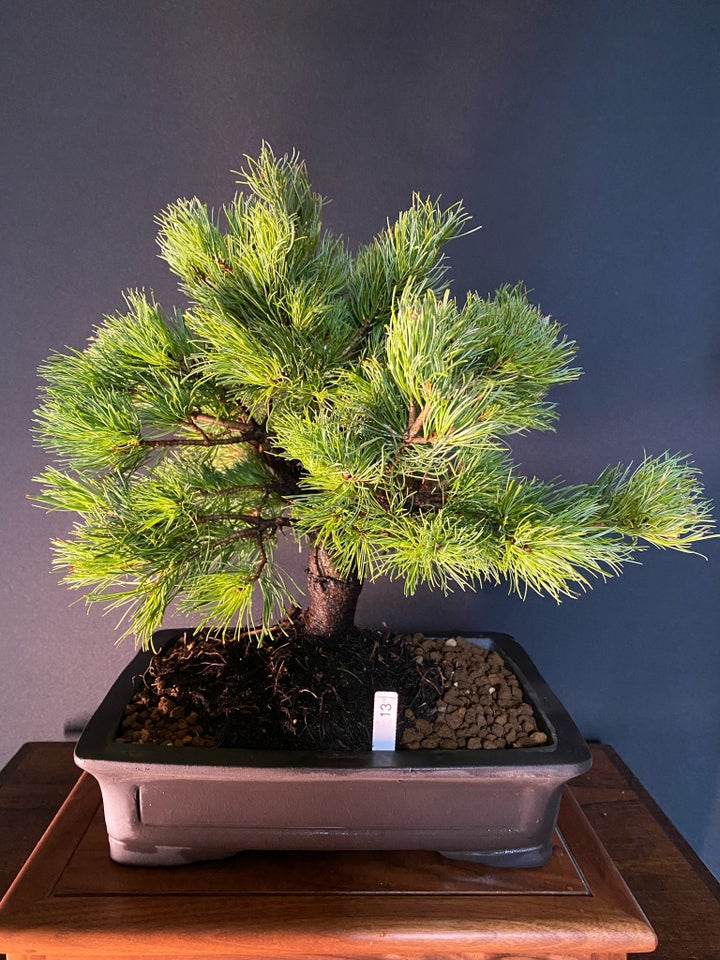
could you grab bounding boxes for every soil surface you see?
[116,622,548,752]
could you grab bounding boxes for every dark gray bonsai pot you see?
[75,631,591,868]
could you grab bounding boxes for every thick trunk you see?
[303,542,362,638]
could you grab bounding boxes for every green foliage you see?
[32,146,714,646]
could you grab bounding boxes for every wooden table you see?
[0,743,717,960]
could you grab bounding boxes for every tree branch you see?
[139,410,268,449]
[211,515,292,547]
[403,400,434,443]
[139,434,250,448]
[192,412,266,441]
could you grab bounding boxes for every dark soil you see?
[116,621,548,752]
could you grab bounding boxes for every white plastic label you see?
[372,691,398,750]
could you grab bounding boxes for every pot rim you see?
[75,630,591,773]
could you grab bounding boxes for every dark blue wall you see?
[2,0,718,876]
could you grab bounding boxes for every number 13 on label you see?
[372,691,398,750]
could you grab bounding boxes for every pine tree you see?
[33,146,713,648]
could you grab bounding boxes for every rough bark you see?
[303,541,362,638]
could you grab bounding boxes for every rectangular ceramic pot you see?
[75,631,591,868]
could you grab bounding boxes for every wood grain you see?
[0,742,80,901]
[0,748,657,959]
[4,954,632,960]
[55,803,588,897]
[0,744,716,959]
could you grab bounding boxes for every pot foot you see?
[439,840,553,868]
[109,836,237,866]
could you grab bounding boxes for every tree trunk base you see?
[303,543,362,638]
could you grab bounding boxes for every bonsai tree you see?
[34,146,713,650]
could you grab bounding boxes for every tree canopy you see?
[33,146,713,646]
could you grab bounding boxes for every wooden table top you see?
[0,742,718,960]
